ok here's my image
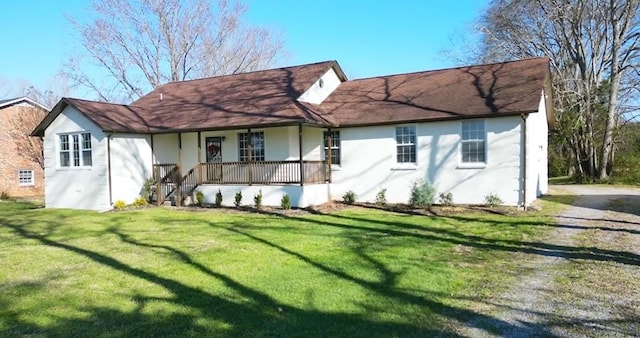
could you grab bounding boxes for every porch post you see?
[177,132,182,207]
[299,123,304,186]
[197,131,202,185]
[247,128,253,185]
[151,134,161,206]
[326,128,332,183]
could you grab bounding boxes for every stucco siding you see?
[195,184,329,208]
[331,117,524,205]
[110,134,152,204]
[525,90,550,204]
[43,106,110,210]
[156,127,324,168]
[297,68,343,104]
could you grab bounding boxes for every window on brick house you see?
[18,170,34,186]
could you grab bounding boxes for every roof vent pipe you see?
[160,93,163,101]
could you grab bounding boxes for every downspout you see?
[521,113,528,210]
[107,134,113,206]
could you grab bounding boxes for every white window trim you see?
[458,119,487,169]
[18,169,35,186]
[392,124,418,169]
[58,132,93,169]
[323,130,341,168]
[238,130,266,162]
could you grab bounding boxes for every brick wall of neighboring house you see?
[0,103,45,197]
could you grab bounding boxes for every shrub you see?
[133,197,147,207]
[215,190,223,207]
[113,200,127,210]
[409,179,435,209]
[195,191,204,206]
[484,193,503,207]
[141,177,155,202]
[281,194,291,210]
[234,191,243,207]
[343,190,357,205]
[375,188,387,206]
[0,191,10,200]
[438,192,454,206]
[254,190,263,209]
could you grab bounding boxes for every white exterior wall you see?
[525,91,550,204]
[43,106,110,210]
[331,117,525,205]
[155,126,325,170]
[297,68,343,104]
[110,134,152,205]
[195,184,328,208]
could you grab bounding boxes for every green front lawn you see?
[0,200,559,336]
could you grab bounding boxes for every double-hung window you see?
[461,120,485,163]
[396,126,416,163]
[323,130,341,165]
[18,170,34,186]
[60,133,92,167]
[238,131,265,161]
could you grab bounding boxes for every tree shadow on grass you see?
[253,207,640,267]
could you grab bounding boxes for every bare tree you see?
[8,105,47,169]
[65,0,286,103]
[1,75,70,170]
[477,0,640,180]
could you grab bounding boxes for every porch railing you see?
[199,160,329,185]
[151,160,329,206]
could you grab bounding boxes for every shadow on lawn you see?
[254,208,640,267]
[0,209,550,337]
[2,202,638,337]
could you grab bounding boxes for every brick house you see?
[0,97,48,197]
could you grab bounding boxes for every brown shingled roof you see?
[33,57,551,137]
[322,57,551,126]
[133,60,342,131]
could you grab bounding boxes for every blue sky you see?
[0,0,487,98]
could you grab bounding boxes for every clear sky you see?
[0,0,487,98]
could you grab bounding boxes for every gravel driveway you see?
[461,185,640,337]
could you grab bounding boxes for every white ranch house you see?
[32,58,554,211]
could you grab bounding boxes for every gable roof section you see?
[133,61,343,131]
[0,96,49,111]
[32,98,152,136]
[322,57,551,126]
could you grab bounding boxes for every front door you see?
[206,137,222,162]
[205,137,223,182]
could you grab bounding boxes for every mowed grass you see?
[0,199,562,337]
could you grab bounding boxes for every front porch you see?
[152,160,331,206]
[149,124,336,207]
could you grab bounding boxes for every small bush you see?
[254,190,263,209]
[113,200,127,210]
[215,190,223,207]
[281,194,291,210]
[142,177,155,202]
[343,190,357,205]
[438,192,454,206]
[133,197,147,207]
[234,191,243,207]
[484,193,503,207]
[375,188,387,206]
[409,179,435,209]
[195,191,204,206]
[0,191,10,200]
